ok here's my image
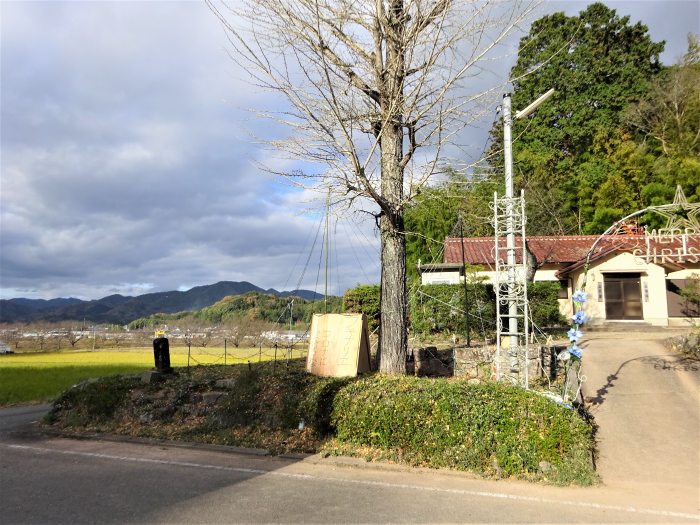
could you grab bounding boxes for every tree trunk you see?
[379,209,408,373]
[377,0,408,374]
[377,111,407,373]
[525,240,538,282]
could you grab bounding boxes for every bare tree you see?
[208,0,538,372]
[1,324,23,350]
[28,322,50,351]
[66,327,84,349]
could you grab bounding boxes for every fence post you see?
[224,338,227,366]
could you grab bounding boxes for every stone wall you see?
[410,343,567,384]
[453,345,495,380]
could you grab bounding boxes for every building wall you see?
[421,270,460,285]
[422,252,700,326]
[567,252,670,326]
[668,269,700,279]
[424,265,561,286]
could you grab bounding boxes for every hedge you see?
[343,284,381,330]
[332,375,597,485]
[411,282,565,336]
[47,364,597,485]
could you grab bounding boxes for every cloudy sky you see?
[1,1,698,301]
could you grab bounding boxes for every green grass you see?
[0,365,149,406]
[331,375,598,485]
[0,347,306,406]
[44,363,598,485]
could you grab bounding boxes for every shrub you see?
[411,282,565,336]
[331,375,597,484]
[343,285,381,330]
[410,283,495,336]
[208,362,355,434]
[46,375,140,427]
[299,376,354,435]
[528,281,567,328]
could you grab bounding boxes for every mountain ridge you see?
[0,281,325,325]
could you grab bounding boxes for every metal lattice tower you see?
[492,189,530,388]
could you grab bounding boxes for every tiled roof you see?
[443,234,700,266]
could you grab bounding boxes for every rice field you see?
[0,345,307,406]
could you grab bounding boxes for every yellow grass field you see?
[2,344,307,365]
[0,345,307,406]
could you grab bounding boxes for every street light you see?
[501,88,555,386]
[514,88,555,120]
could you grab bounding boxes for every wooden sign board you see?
[306,313,372,377]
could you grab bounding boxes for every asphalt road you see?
[1,407,697,523]
[1,331,699,524]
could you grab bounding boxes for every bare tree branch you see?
[206,0,540,373]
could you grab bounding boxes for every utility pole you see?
[497,88,555,387]
[459,218,471,346]
[324,188,330,314]
[502,94,519,380]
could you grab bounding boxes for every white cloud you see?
[1,0,696,301]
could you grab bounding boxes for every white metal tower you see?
[491,90,554,388]
[492,189,530,387]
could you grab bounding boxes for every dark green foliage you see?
[128,292,343,329]
[207,362,353,433]
[404,174,497,279]
[196,293,342,324]
[626,36,700,160]
[410,283,495,337]
[299,376,354,435]
[506,3,663,159]
[404,181,461,280]
[45,363,599,484]
[624,37,700,204]
[410,283,564,336]
[481,3,682,235]
[46,375,140,427]
[343,285,381,331]
[128,312,190,330]
[528,282,567,328]
[332,376,597,484]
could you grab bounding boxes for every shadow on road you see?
[0,405,307,524]
[585,353,698,408]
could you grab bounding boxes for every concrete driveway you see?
[581,330,700,512]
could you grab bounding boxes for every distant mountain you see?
[266,288,324,301]
[0,281,327,325]
[8,297,83,311]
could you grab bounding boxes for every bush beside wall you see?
[343,285,381,331]
[410,282,565,337]
[46,363,597,485]
[332,375,597,485]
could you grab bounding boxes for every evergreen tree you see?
[488,2,665,234]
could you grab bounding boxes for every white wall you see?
[567,252,669,326]
[421,253,700,327]
[421,270,460,285]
